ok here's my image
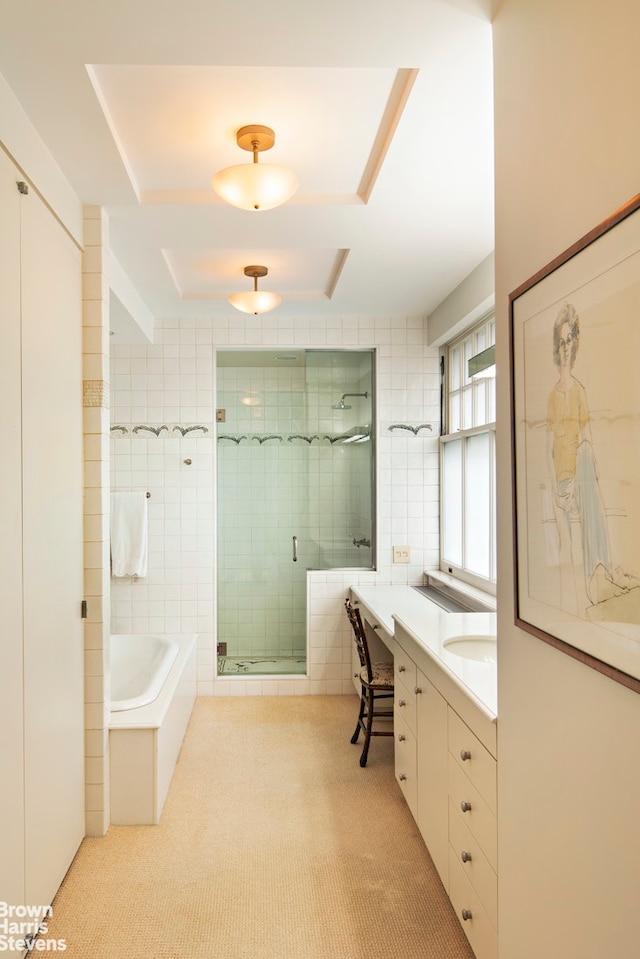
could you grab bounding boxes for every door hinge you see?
[81,599,88,619]
[17,181,29,195]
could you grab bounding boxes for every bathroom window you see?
[440,315,496,594]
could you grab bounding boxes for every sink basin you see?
[442,635,497,663]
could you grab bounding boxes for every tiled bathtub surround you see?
[110,314,440,696]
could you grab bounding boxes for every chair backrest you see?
[344,598,374,683]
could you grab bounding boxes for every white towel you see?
[110,492,148,577]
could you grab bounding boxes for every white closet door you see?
[21,189,84,905]
[0,156,26,905]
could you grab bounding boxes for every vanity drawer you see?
[448,754,497,871]
[448,848,497,959]
[395,655,417,690]
[395,680,417,736]
[448,709,497,813]
[449,799,497,927]
[394,712,417,818]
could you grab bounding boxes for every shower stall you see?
[216,349,375,676]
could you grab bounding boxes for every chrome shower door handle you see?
[292,536,298,562]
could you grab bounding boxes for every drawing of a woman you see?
[546,303,631,608]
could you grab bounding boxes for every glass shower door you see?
[216,349,374,677]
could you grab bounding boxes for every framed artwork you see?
[510,193,640,693]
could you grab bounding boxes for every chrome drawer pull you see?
[461,909,472,922]
[460,749,472,761]
[399,773,407,781]
[414,686,422,695]
[398,699,406,707]
[398,734,406,742]
[398,664,406,672]
[461,851,473,863]
[461,801,472,813]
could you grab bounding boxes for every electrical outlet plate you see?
[393,545,410,563]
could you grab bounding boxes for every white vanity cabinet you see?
[394,620,498,959]
[350,586,498,959]
[394,653,418,817]
[415,672,449,886]
[447,708,498,959]
[394,641,449,888]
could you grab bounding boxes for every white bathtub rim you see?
[109,633,197,731]
[111,634,180,712]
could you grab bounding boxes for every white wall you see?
[493,1,640,956]
[427,250,495,346]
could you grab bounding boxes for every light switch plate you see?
[393,545,410,563]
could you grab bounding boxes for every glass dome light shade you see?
[211,163,299,211]
[228,290,282,315]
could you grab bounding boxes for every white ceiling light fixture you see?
[228,265,282,315]
[212,125,299,211]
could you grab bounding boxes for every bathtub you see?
[109,633,197,825]
[110,634,180,711]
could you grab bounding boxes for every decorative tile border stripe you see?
[216,430,371,446]
[111,423,435,440]
[110,426,373,445]
[387,423,433,435]
[110,423,211,436]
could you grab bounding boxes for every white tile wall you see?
[110,313,440,696]
[82,205,110,836]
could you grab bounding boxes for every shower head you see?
[331,391,368,411]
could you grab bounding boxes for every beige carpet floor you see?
[45,696,474,959]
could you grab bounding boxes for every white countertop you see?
[350,585,498,721]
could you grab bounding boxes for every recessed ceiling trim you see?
[163,247,350,302]
[138,70,417,206]
[111,65,417,208]
[326,249,350,300]
[85,65,142,201]
[357,68,419,203]
[161,249,185,298]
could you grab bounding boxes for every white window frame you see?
[439,314,496,595]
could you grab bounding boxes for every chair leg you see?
[359,687,375,767]
[350,689,365,744]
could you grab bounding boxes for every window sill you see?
[424,570,496,613]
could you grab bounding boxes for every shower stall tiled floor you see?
[218,655,307,676]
